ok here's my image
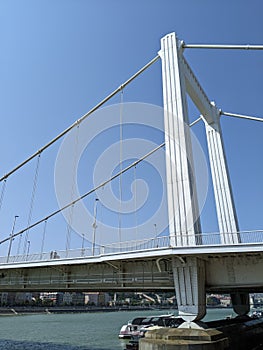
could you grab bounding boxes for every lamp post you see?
[7,215,19,263]
[92,198,99,256]
[26,240,30,259]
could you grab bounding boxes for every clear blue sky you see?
[0,1,262,255]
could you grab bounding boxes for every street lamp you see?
[7,215,19,263]
[26,240,30,259]
[92,198,99,256]
[154,223,157,236]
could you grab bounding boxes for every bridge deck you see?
[0,231,263,269]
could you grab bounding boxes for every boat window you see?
[141,318,152,324]
[131,317,145,325]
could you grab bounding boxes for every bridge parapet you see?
[0,230,263,266]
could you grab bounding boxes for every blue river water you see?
[0,309,236,350]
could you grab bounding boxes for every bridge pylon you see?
[159,32,244,321]
[204,109,240,243]
[159,32,201,247]
[160,32,204,321]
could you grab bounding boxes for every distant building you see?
[40,292,63,305]
[0,292,17,305]
[0,292,9,305]
[63,292,72,305]
[15,292,33,305]
[61,292,85,305]
[84,292,111,306]
[71,292,85,305]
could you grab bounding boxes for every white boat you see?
[118,314,182,339]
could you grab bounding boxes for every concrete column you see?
[160,32,201,247]
[205,116,240,244]
[231,292,250,316]
[172,256,206,322]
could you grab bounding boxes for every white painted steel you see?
[205,119,240,243]
[1,230,263,267]
[160,32,200,247]
[1,251,263,293]
[221,111,263,123]
[183,44,263,50]
[189,116,202,127]
[181,56,216,125]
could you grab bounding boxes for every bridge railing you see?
[0,230,263,265]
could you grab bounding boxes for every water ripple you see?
[0,340,93,350]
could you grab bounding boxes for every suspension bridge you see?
[0,32,263,322]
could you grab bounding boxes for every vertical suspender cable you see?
[134,166,138,242]
[0,179,7,213]
[65,205,74,254]
[0,142,165,246]
[40,219,47,258]
[118,88,124,243]
[65,124,80,254]
[0,179,7,249]
[23,153,41,255]
[0,55,160,184]
[17,233,22,256]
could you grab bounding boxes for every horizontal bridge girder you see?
[181,55,218,124]
[0,250,263,293]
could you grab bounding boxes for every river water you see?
[0,309,236,350]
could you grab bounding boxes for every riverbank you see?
[0,305,177,315]
[0,304,233,316]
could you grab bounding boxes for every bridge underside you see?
[0,251,262,293]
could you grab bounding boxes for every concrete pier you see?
[139,316,263,350]
[140,328,228,350]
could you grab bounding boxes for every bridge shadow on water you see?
[0,340,99,350]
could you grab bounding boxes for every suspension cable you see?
[118,88,124,243]
[0,55,160,183]
[220,111,263,123]
[134,165,138,241]
[65,124,80,253]
[189,116,202,127]
[22,153,41,255]
[40,219,47,257]
[0,179,7,213]
[183,44,263,50]
[65,204,74,254]
[0,142,165,245]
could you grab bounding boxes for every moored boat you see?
[118,314,183,339]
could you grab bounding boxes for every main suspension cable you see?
[221,111,263,123]
[0,55,160,183]
[0,142,165,246]
[183,44,263,50]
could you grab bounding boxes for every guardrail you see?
[0,270,173,287]
[0,230,263,265]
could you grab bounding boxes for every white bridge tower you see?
[159,32,242,321]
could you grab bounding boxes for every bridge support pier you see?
[231,292,250,316]
[172,256,206,322]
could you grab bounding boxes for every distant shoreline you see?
[0,304,231,316]
[0,305,175,316]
